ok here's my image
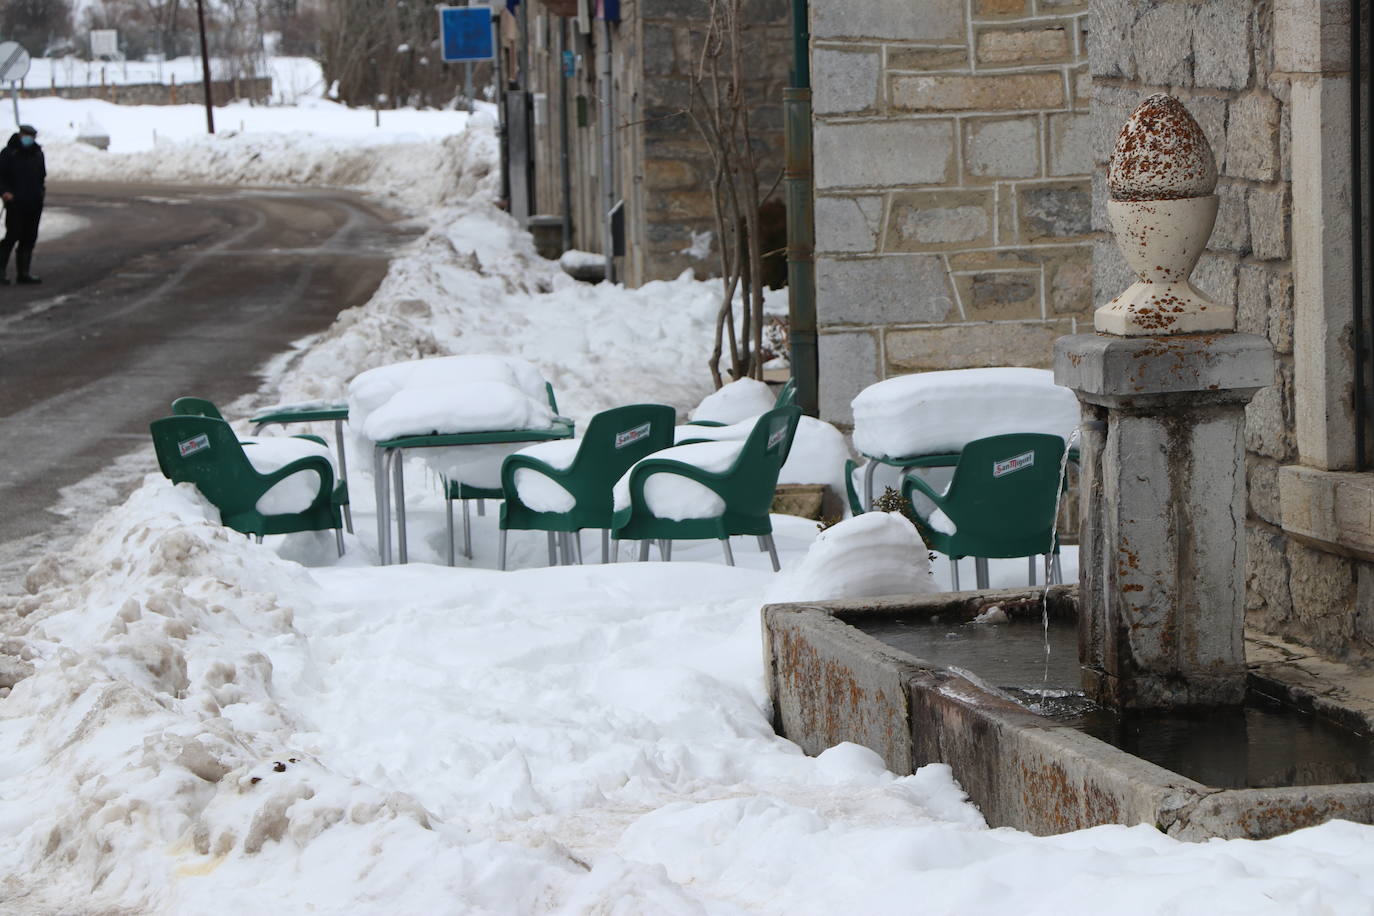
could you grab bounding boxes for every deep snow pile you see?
[4,479,1374,912]
[31,93,494,214]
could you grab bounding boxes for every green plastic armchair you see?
[901,432,1066,590]
[498,403,676,569]
[611,405,801,571]
[150,414,348,555]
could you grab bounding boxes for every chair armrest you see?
[901,473,947,512]
[624,456,732,511]
[291,433,328,446]
[499,452,574,498]
[258,455,336,500]
[684,420,727,428]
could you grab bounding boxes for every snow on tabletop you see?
[238,435,336,515]
[767,511,937,603]
[511,438,583,513]
[852,367,1080,459]
[690,378,777,424]
[347,353,550,421]
[613,440,746,520]
[359,381,555,442]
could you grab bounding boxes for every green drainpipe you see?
[785,0,818,417]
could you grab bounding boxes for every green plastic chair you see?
[150,414,348,555]
[611,405,802,571]
[442,381,566,557]
[901,433,1066,590]
[498,403,677,569]
[686,377,797,428]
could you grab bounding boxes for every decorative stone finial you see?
[1095,94,1232,336]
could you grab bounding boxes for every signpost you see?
[438,6,507,206]
[0,42,31,129]
[438,6,496,63]
[89,30,118,59]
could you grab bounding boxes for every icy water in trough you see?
[856,617,1374,790]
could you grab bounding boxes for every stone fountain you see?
[761,96,1374,839]
[1054,95,1273,710]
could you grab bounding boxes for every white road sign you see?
[0,43,31,82]
[90,30,118,59]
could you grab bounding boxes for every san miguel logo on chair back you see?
[767,419,788,451]
[993,450,1035,478]
[178,434,211,458]
[615,422,651,449]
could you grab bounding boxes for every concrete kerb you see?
[762,586,1374,840]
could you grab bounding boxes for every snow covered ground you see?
[1,88,1372,913]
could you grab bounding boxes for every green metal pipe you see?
[785,0,817,417]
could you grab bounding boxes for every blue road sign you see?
[439,6,495,63]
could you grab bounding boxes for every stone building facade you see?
[519,0,790,286]
[810,0,1372,661]
[809,0,1094,422]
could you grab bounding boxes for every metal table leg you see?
[334,417,353,533]
[864,459,877,511]
[393,447,409,564]
[974,556,990,590]
[374,445,391,565]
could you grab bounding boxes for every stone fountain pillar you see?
[1053,95,1274,710]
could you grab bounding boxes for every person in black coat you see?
[0,124,46,285]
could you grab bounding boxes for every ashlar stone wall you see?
[811,0,1093,424]
[628,0,792,285]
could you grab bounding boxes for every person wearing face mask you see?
[0,124,46,285]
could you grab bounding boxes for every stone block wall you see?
[18,76,272,106]
[626,0,791,285]
[810,0,1093,424]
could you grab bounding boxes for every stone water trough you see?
[763,587,1374,841]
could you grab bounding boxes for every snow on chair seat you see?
[500,404,677,568]
[239,436,338,515]
[613,440,745,520]
[611,405,802,571]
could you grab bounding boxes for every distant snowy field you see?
[1,71,1372,914]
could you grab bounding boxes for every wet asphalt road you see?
[0,182,413,588]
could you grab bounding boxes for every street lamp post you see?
[195,0,215,134]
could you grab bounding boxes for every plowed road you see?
[0,182,413,589]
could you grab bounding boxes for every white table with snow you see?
[850,368,1080,511]
[347,355,572,564]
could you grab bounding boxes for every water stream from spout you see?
[1041,426,1082,684]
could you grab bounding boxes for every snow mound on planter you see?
[689,378,777,424]
[767,511,936,603]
